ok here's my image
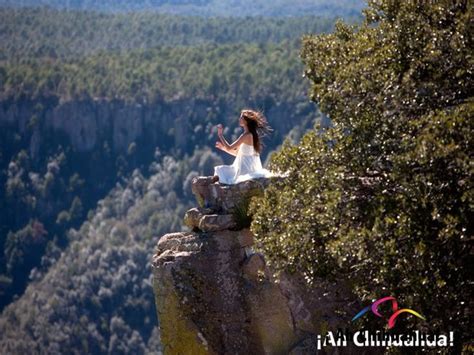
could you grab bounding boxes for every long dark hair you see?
[241,109,273,154]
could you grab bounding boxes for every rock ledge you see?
[152,177,357,354]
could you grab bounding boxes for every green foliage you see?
[56,210,71,225]
[69,196,83,222]
[0,9,334,312]
[250,0,473,346]
[1,41,309,105]
[4,220,48,274]
[232,196,254,230]
[0,151,200,353]
[250,132,341,280]
[0,7,339,61]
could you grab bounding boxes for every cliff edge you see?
[152,176,356,354]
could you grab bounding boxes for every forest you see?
[0,7,350,60]
[0,4,339,352]
[1,0,471,353]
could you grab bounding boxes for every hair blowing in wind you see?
[241,109,273,154]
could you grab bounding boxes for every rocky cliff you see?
[0,96,306,160]
[0,96,204,157]
[152,176,359,354]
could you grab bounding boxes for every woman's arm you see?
[215,141,237,156]
[216,124,246,155]
[225,134,248,154]
[218,132,231,148]
[217,125,233,150]
[214,124,237,156]
[215,129,250,156]
[218,133,239,155]
[219,130,250,151]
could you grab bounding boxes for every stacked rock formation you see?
[152,176,359,354]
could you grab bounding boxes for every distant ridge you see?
[0,0,365,18]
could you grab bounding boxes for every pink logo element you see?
[371,296,398,317]
[352,296,426,329]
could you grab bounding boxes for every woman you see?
[212,109,276,184]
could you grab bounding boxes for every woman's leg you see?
[214,165,235,184]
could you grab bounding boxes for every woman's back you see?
[233,142,263,177]
[238,142,259,156]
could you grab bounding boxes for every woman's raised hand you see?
[215,141,224,150]
[217,124,223,136]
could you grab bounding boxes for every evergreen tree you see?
[250,0,473,348]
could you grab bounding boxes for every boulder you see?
[183,207,216,230]
[191,175,282,214]
[198,214,236,232]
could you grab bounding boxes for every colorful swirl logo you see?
[352,296,426,329]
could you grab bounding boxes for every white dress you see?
[214,143,276,184]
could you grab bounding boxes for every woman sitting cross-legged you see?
[212,109,277,184]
